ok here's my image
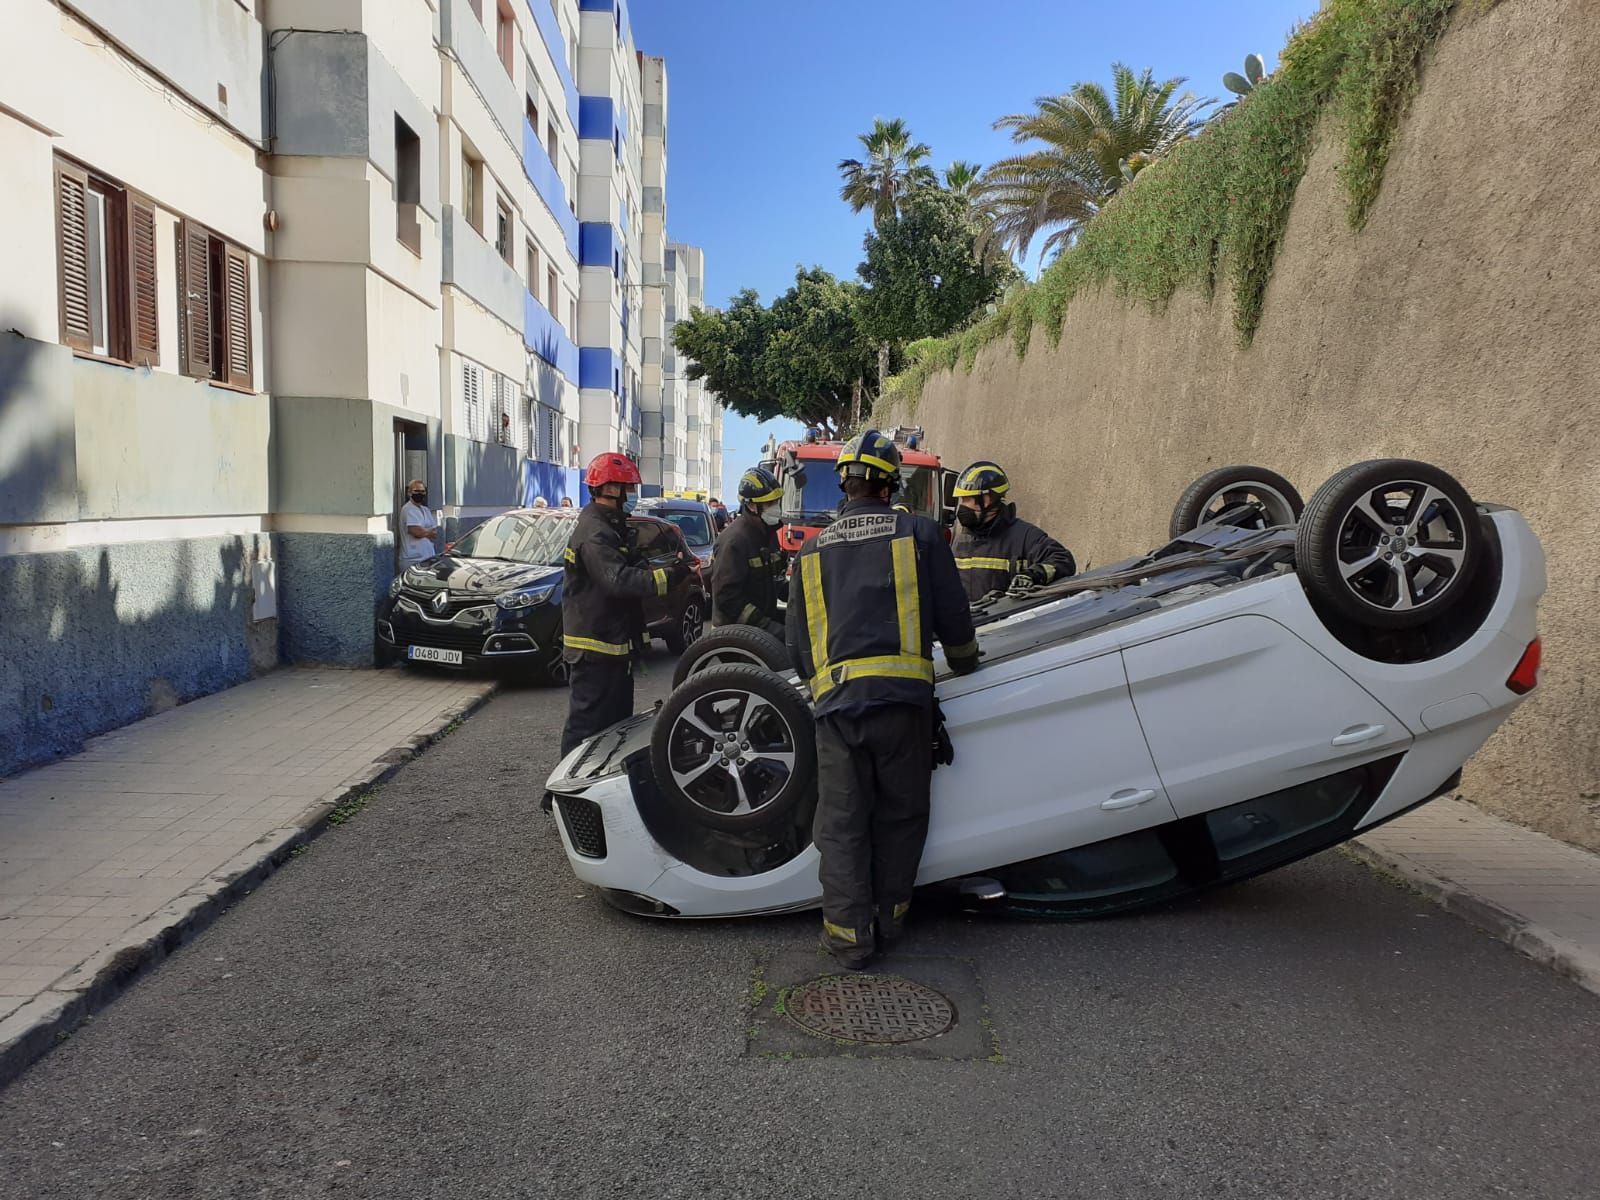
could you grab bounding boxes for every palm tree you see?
[942,160,983,201]
[979,64,1214,259]
[838,117,938,226]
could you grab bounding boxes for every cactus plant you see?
[1220,54,1268,112]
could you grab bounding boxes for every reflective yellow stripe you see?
[563,547,576,563]
[748,554,765,567]
[956,556,1012,571]
[855,452,899,475]
[746,486,782,503]
[564,634,630,656]
[893,901,910,920]
[809,654,934,698]
[1039,563,1057,582]
[944,639,978,659]
[738,603,761,625]
[801,553,829,690]
[822,919,858,945]
[652,567,668,597]
[891,535,920,657]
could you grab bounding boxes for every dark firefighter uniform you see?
[950,460,1076,603]
[786,433,979,965]
[558,502,677,756]
[710,511,787,635]
[951,509,1077,602]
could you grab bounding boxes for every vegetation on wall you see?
[878,0,1465,420]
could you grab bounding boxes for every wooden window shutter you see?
[222,243,252,389]
[55,160,93,352]
[178,220,213,378]
[127,192,159,363]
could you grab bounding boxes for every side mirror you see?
[939,468,958,525]
[790,465,808,489]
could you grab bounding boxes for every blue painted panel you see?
[522,461,584,506]
[523,0,580,123]
[521,119,580,256]
[580,347,620,392]
[579,94,615,141]
[524,290,580,379]
[577,0,614,10]
[579,222,617,269]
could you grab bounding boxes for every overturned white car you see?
[544,460,1544,919]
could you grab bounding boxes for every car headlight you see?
[388,575,404,598]
[496,584,556,611]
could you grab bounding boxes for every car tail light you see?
[1506,637,1541,695]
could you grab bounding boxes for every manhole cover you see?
[784,975,956,1044]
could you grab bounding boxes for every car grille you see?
[399,587,495,618]
[555,795,607,858]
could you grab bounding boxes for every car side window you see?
[631,519,664,559]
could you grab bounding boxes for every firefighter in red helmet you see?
[558,453,693,756]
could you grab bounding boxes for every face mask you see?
[956,506,983,529]
[620,494,639,516]
[410,492,427,506]
[761,506,782,527]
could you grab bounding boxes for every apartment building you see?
[0,0,275,774]
[0,0,721,773]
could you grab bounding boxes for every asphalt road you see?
[3,647,1599,1199]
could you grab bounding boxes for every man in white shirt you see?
[400,479,439,564]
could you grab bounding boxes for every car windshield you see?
[453,514,572,565]
[783,461,938,522]
[654,510,712,547]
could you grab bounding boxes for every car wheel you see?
[664,594,704,655]
[1295,459,1481,630]
[650,664,815,833]
[1170,465,1304,539]
[670,624,792,689]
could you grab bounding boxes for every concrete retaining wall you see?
[883,0,1600,851]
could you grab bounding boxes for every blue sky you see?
[627,0,1320,499]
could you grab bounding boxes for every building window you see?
[395,116,422,255]
[462,359,484,441]
[546,121,558,164]
[546,267,558,315]
[495,198,513,264]
[177,219,252,390]
[569,296,577,338]
[53,156,159,365]
[526,240,540,295]
[526,93,540,135]
[496,1,515,75]
[462,151,483,233]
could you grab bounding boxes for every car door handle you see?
[1331,723,1387,747]
[1102,788,1158,812]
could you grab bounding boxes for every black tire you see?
[1169,465,1304,539]
[1295,459,1481,630]
[663,591,705,655]
[650,663,816,833]
[669,624,791,689]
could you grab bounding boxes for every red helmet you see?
[585,452,641,487]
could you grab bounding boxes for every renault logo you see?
[431,590,450,614]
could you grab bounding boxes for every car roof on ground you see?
[504,507,670,525]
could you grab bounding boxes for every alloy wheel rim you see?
[1333,480,1469,613]
[664,687,797,816]
[682,602,703,648]
[1199,480,1299,530]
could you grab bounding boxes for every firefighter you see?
[786,430,980,970]
[710,466,787,637]
[559,453,693,757]
[950,460,1076,603]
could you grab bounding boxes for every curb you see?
[0,682,498,1089]
[1345,838,1600,999]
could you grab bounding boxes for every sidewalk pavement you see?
[1351,796,1600,997]
[0,668,496,1083]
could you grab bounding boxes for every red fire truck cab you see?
[765,427,951,553]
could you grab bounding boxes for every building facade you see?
[0,0,721,775]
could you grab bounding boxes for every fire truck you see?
[762,426,952,553]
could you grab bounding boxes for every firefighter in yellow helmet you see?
[786,430,980,970]
[710,466,787,637]
[950,460,1076,602]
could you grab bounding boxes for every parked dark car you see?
[635,497,718,568]
[376,508,706,684]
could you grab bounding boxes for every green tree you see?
[942,160,983,201]
[858,188,1014,348]
[980,64,1214,258]
[837,117,938,226]
[671,267,877,436]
